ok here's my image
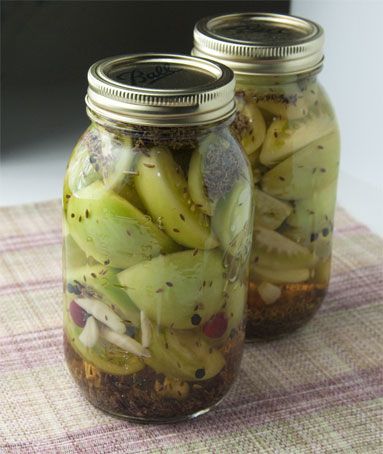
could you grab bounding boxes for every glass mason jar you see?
[63,54,253,422]
[193,13,341,340]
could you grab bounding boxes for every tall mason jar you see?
[63,54,253,422]
[193,13,341,340]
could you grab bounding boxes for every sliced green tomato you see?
[96,133,135,192]
[252,227,315,270]
[63,232,88,269]
[67,181,180,269]
[261,132,340,200]
[286,181,337,235]
[67,265,140,326]
[118,249,225,329]
[64,308,144,375]
[212,177,253,257]
[283,225,333,260]
[254,80,319,120]
[237,100,266,155]
[145,328,225,381]
[314,257,332,285]
[187,150,214,215]
[117,181,146,212]
[254,188,292,230]
[135,147,218,249]
[253,266,310,284]
[260,112,334,167]
[222,282,246,339]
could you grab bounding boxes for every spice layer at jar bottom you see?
[232,75,340,341]
[63,120,253,421]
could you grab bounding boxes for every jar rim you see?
[192,13,324,76]
[86,54,236,127]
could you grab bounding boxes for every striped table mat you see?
[0,201,382,453]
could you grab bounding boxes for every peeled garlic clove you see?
[75,298,126,334]
[258,282,282,305]
[79,316,99,348]
[140,311,152,348]
[100,326,150,358]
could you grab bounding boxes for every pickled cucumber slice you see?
[67,265,140,326]
[260,113,334,166]
[118,249,225,329]
[145,328,225,381]
[262,132,340,200]
[67,181,180,269]
[236,100,266,155]
[254,188,292,230]
[253,266,310,284]
[252,227,315,270]
[135,147,218,249]
[212,177,253,257]
[64,307,144,376]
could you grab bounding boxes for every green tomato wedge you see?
[261,132,340,200]
[253,188,292,230]
[64,307,144,376]
[252,227,315,271]
[118,249,225,329]
[236,100,266,155]
[260,112,334,167]
[212,176,253,257]
[67,180,180,269]
[145,328,225,381]
[67,265,140,326]
[135,147,218,249]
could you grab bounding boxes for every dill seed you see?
[278,176,285,181]
[166,282,173,287]
[126,230,131,236]
[317,145,324,149]
[173,228,180,233]
[143,163,155,168]
[320,168,326,173]
[192,249,198,256]
[78,216,82,222]
[70,213,75,218]
[85,209,89,218]
[322,227,330,237]
[156,288,163,293]
[104,259,110,265]
[179,213,185,221]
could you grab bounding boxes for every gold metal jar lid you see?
[193,13,324,76]
[86,54,236,126]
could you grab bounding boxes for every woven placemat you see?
[0,201,382,453]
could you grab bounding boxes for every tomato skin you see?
[69,300,88,328]
[203,313,228,338]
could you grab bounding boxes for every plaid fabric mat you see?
[0,201,382,453]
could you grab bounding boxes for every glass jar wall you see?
[234,72,339,339]
[63,54,253,422]
[193,13,341,340]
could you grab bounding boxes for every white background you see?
[1,1,382,235]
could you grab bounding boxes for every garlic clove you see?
[75,298,126,334]
[79,316,99,348]
[258,281,282,305]
[100,326,150,358]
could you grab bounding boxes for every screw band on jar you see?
[193,13,324,76]
[86,54,236,126]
